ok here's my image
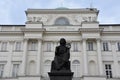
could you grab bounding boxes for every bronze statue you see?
[51,38,71,72]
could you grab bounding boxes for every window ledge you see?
[28,50,38,51]
[102,50,112,52]
[13,50,23,52]
[0,50,8,52]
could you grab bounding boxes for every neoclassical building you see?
[0,8,120,80]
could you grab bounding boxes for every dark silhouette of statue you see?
[51,38,71,72]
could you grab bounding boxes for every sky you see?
[0,0,120,24]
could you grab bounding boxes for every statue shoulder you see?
[55,46,60,50]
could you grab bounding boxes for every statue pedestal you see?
[48,72,74,80]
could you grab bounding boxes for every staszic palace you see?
[0,8,120,80]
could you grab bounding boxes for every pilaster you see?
[82,39,88,75]
[97,39,103,75]
[20,39,28,76]
[111,41,119,77]
[36,39,42,75]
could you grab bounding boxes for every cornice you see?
[25,8,99,14]
[79,28,103,32]
[44,31,79,34]
[0,31,23,35]
[102,31,120,34]
[21,28,46,32]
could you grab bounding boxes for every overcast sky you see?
[0,0,120,24]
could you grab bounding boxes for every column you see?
[97,39,103,75]
[82,39,88,75]
[111,41,119,77]
[20,39,28,76]
[4,41,13,77]
[36,39,42,75]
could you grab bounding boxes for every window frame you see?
[103,42,109,51]
[88,42,94,51]
[117,42,120,51]
[54,17,70,26]
[105,64,112,78]
[0,64,4,77]
[12,64,19,77]
[1,42,8,52]
[46,42,52,52]
[29,41,37,51]
[73,42,78,52]
[15,42,22,51]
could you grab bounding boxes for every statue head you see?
[60,38,66,46]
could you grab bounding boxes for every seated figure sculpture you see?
[51,38,71,72]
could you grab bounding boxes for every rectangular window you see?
[1,42,7,51]
[103,42,109,51]
[0,64,4,77]
[12,64,19,77]
[15,42,21,51]
[105,64,112,78]
[73,42,78,52]
[46,42,52,52]
[117,42,120,51]
[88,42,93,51]
[30,41,37,51]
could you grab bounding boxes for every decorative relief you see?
[27,16,48,23]
[74,15,97,23]
[74,15,82,23]
[82,16,97,22]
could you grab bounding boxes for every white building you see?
[0,8,120,80]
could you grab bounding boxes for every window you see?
[15,42,21,51]
[105,64,112,78]
[30,41,37,51]
[47,42,52,52]
[88,42,93,51]
[117,42,120,51]
[1,42,7,51]
[12,64,19,77]
[0,64,4,77]
[55,17,70,25]
[72,60,80,77]
[103,42,109,51]
[44,60,51,77]
[73,42,78,52]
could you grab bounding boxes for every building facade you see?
[0,8,120,80]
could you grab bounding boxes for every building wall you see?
[0,8,120,80]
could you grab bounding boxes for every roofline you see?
[0,24,25,27]
[25,8,99,15]
[99,24,120,26]
[0,24,120,27]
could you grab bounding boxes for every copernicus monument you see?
[48,38,73,80]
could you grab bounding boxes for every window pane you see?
[73,42,78,52]
[103,42,109,51]
[55,17,69,25]
[88,42,93,51]
[12,64,19,77]
[117,42,120,51]
[0,64,4,77]
[30,42,37,51]
[105,64,112,78]
[1,42,7,51]
[15,42,21,51]
[47,42,52,52]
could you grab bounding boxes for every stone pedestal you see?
[48,72,74,80]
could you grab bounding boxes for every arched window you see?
[88,61,96,75]
[44,60,51,77]
[55,17,70,25]
[72,60,80,77]
[28,60,36,75]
